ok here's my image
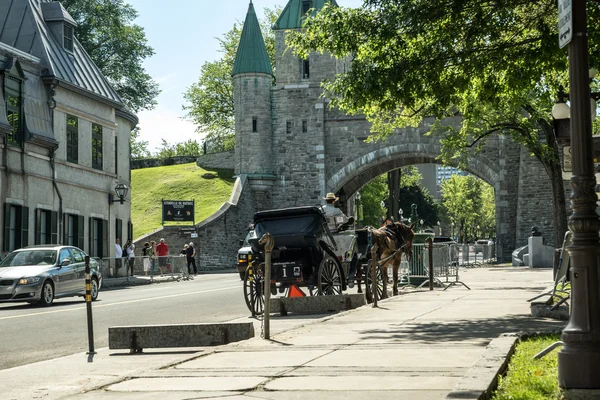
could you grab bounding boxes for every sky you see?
[126,0,365,152]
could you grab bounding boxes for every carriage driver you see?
[321,192,352,233]
[321,192,358,288]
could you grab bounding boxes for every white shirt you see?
[115,243,122,258]
[126,243,135,258]
[321,203,348,232]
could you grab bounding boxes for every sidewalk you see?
[1,266,566,400]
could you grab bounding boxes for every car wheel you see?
[90,277,99,301]
[38,281,54,306]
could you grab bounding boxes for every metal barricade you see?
[401,243,469,290]
[96,255,188,286]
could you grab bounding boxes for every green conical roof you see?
[274,0,338,30]
[232,2,273,77]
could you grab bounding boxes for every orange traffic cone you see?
[288,284,306,298]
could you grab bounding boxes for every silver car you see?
[0,245,102,306]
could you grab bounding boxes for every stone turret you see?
[233,1,274,184]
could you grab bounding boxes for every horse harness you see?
[368,223,410,260]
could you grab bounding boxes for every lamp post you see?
[419,219,424,233]
[555,0,600,391]
[108,183,129,205]
[451,222,455,241]
[437,221,441,236]
[355,191,361,227]
[399,208,404,223]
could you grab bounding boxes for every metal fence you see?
[95,255,190,283]
[398,243,469,289]
[459,243,497,267]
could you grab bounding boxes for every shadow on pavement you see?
[357,315,566,343]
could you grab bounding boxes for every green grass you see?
[493,334,564,400]
[131,163,235,239]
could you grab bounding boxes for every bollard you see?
[259,233,274,340]
[427,238,434,290]
[370,245,378,308]
[84,256,96,358]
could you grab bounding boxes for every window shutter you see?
[128,220,133,241]
[116,218,122,242]
[3,203,10,252]
[21,206,29,247]
[102,219,109,258]
[35,208,41,245]
[51,211,58,244]
[63,213,69,244]
[89,217,94,256]
[77,216,85,251]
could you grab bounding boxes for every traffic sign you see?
[558,0,572,48]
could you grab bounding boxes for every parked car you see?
[235,230,254,280]
[0,245,102,306]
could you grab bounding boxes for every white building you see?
[0,0,136,258]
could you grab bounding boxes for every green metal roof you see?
[273,0,338,30]
[232,2,273,77]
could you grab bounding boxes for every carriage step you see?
[271,294,366,316]
[108,322,254,353]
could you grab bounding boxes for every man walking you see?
[186,241,198,275]
[155,238,169,276]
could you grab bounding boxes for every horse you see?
[357,221,415,298]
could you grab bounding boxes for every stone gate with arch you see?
[191,0,556,268]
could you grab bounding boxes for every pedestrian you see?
[114,238,122,275]
[149,240,157,276]
[186,241,197,275]
[125,239,135,276]
[155,238,169,276]
[142,242,150,276]
[181,244,188,256]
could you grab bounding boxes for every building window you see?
[302,59,310,79]
[114,135,118,175]
[64,214,85,249]
[252,117,257,132]
[66,115,78,163]
[3,204,29,252]
[89,217,108,258]
[286,120,292,134]
[92,123,103,170]
[63,24,74,52]
[35,209,58,245]
[5,75,22,145]
[302,120,308,133]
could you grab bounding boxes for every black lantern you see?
[108,183,129,205]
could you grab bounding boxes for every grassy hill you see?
[131,163,235,239]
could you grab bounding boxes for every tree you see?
[61,0,160,112]
[286,0,600,244]
[359,174,387,226]
[182,7,280,150]
[441,175,494,242]
[130,128,150,159]
[397,167,441,229]
[174,140,202,157]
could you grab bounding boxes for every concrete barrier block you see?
[108,322,254,352]
[270,293,366,316]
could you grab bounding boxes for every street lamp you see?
[451,222,455,240]
[419,219,424,233]
[108,183,129,205]
[555,0,600,391]
[399,208,404,223]
[437,221,441,236]
[355,192,361,227]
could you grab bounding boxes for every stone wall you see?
[196,151,235,170]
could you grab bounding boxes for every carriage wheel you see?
[317,254,343,295]
[364,259,385,303]
[243,263,264,316]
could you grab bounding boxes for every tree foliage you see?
[358,174,387,226]
[61,0,160,112]
[183,7,280,150]
[286,0,600,243]
[154,139,202,160]
[130,128,150,159]
[441,175,495,242]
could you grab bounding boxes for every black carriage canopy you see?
[250,206,327,251]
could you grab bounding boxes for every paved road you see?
[0,273,247,370]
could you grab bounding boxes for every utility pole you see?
[558,0,600,391]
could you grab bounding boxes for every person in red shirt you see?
[155,238,169,276]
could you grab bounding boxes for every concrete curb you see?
[270,293,366,315]
[445,333,519,400]
[530,301,570,320]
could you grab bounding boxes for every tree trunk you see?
[546,159,568,247]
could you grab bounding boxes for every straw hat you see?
[324,192,339,202]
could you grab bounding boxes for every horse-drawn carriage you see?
[242,206,413,315]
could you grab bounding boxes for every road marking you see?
[0,285,240,321]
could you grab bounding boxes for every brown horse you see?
[361,222,415,297]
